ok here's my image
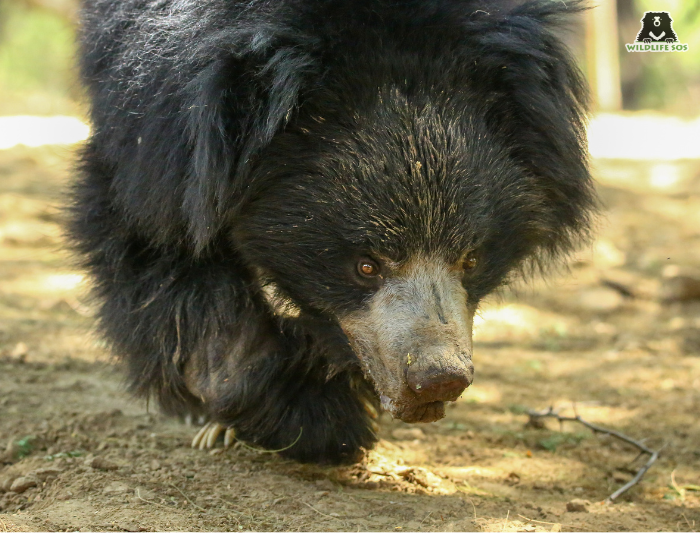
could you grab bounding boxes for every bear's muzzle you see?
[339,255,475,423]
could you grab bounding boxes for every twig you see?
[607,447,662,502]
[0,517,7,533]
[466,497,478,520]
[681,513,695,531]
[419,511,433,528]
[301,501,343,521]
[168,483,206,511]
[527,406,663,503]
[517,514,588,531]
[135,489,175,509]
[670,469,686,501]
[237,427,303,455]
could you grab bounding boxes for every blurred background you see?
[2,0,700,114]
[0,1,699,531]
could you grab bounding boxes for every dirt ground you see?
[0,141,699,532]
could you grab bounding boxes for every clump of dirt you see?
[1,146,699,531]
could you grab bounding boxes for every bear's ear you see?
[182,43,317,252]
[467,1,595,256]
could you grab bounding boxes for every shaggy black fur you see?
[635,12,679,43]
[71,0,595,464]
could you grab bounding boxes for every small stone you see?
[612,471,631,483]
[1,475,20,492]
[118,521,145,532]
[314,479,335,491]
[660,275,700,302]
[103,482,130,494]
[87,456,119,471]
[28,467,62,481]
[566,499,590,513]
[10,342,28,359]
[505,472,520,485]
[10,476,38,494]
[391,428,426,440]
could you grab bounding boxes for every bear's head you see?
[234,77,591,422]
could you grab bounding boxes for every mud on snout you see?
[340,257,475,423]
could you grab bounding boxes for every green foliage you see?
[44,450,84,461]
[14,435,36,458]
[0,2,79,114]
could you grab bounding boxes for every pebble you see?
[103,481,130,494]
[566,499,590,513]
[10,476,38,494]
[10,342,28,359]
[29,467,63,481]
[86,456,119,471]
[118,521,146,532]
[1,475,18,492]
[314,479,335,491]
[660,275,700,302]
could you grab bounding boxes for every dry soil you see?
[0,144,699,531]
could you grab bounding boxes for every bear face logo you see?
[635,11,679,43]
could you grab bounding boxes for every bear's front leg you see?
[183,314,380,464]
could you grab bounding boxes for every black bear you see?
[70,0,596,464]
[635,11,679,43]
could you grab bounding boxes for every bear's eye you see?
[463,251,478,271]
[357,257,381,278]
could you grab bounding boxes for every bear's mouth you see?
[380,394,446,423]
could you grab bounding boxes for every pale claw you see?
[191,421,234,450]
[224,427,236,448]
[361,396,379,419]
[360,396,380,433]
[205,422,225,449]
[191,421,213,449]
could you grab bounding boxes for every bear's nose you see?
[405,359,473,401]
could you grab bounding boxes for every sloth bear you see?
[70,0,595,464]
[635,11,679,43]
